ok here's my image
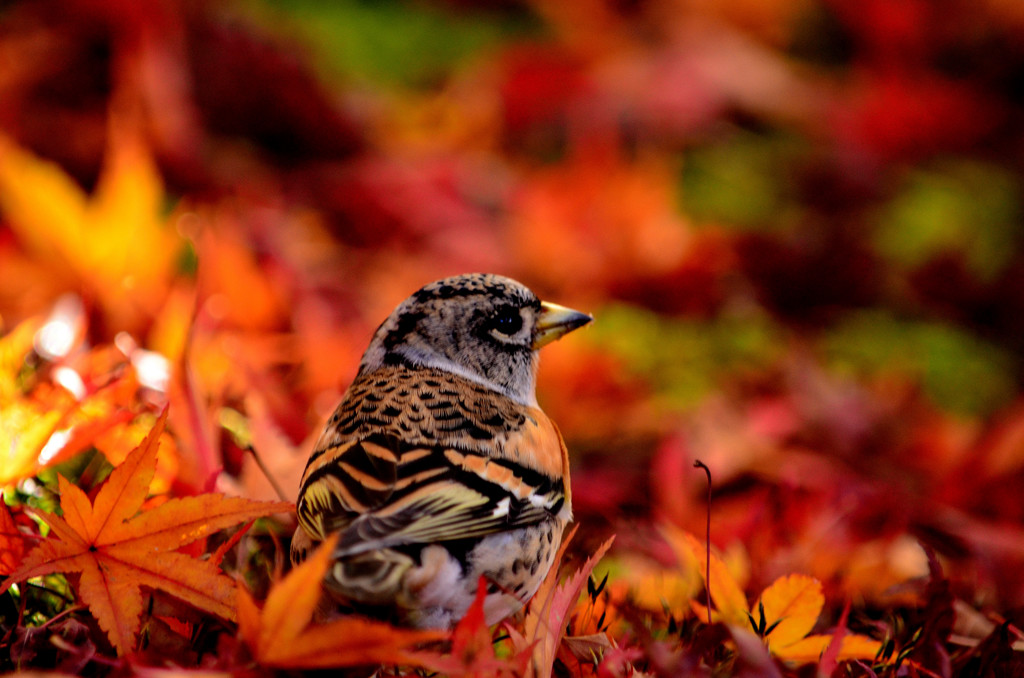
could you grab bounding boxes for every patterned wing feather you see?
[296,366,568,550]
[296,437,399,539]
[334,452,558,556]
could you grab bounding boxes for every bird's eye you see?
[487,307,523,336]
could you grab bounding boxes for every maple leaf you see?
[237,532,445,668]
[506,529,616,678]
[0,129,182,333]
[669,528,882,665]
[0,409,292,655]
[0,318,63,487]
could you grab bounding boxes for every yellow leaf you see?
[0,318,41,403]
[756,574,824,649]
[611,553,701,614]
[0,132,182,332]
[0,136,88,264]
[664,526,749,625]
[0,402,63,487]
[775,633,883,664]
[0,366,160,489]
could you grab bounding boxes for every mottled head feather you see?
[359,274,546,405]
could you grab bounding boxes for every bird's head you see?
[359,273,592,405]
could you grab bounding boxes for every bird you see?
[290,273,592,630]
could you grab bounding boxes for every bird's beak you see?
[533,301,593,349]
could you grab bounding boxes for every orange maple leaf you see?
[237,533,446,668]
[0,378,150,488]
[0,398,67,487]
[0,409,292,655]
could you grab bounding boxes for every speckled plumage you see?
[291,273,591,629]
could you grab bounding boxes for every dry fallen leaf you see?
[676,528,882,665]
[669,527,749,627]
[0,408,292,655]
[506,529,616,678]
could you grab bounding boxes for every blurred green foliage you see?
[589,304,785,410]
[874,161,1022,281]
[824,311,1016,415]
[679,131,805,231]
[593,303,1015,417]
[259,0,541,87]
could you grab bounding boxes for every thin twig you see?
[247,445,290,503]
[23,581,76,605]
[693,459,712,626]
[36,604,86,631]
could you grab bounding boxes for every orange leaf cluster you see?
[0,410,292,655]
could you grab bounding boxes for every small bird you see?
[291,273,592,629]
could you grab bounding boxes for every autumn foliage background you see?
[3,0,1024,675]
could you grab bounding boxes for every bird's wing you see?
[333,440,566,556]
[295,367,569,554]
[295,434,400,541]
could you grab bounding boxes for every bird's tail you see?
[325,549,415,606]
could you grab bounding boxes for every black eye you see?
[488,306,523,336]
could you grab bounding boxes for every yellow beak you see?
[532,301,593,349]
